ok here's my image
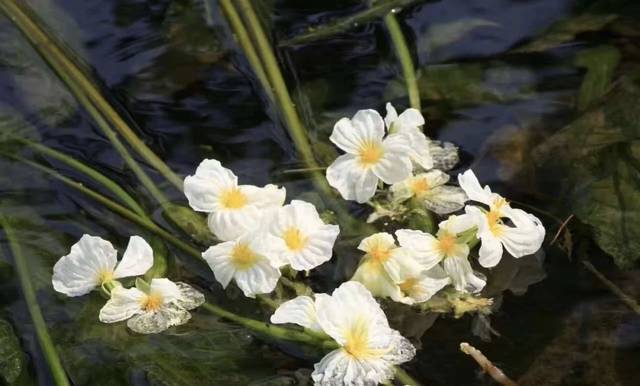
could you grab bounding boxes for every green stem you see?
[217,0,274,103]
[201,302,338,348]
[582,261,640,315]
[384,13,420,110]
[0,0,184,191]
[233,0,329,196]
[394,366,422,385]
[13,156,202,261]
[22,140,148,218]
[0,216,70,386]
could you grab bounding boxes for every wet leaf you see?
[0,319,24,384]
[534,77,640,269]
[515,13,618,53]
[279,0,423,47]
[574,46,620,111]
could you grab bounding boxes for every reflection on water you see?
[0,0,639,384]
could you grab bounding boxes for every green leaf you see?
[534,77,640,269]
[514,13,618,53]
[0,319,25,384]
[574,46,620,111]
[279,0,423,47]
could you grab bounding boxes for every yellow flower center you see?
[141,293,163,312]
[98,269,114,285]
[230,243,258,270]
[283,227,307,251]
[368,244,392,264]
[399,277,418,295]
[437,232,457,257]
[219,188,248,209]
[486,210,504,237]
[358,141,383,166]
[410,177,430,196]
[344,317,372,358]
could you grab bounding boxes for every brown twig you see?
[582,261,640,315]
[460,342,517,386]
[550,214,574,245]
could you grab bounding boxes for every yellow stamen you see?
[283,227,307,251]
[399,278,418,295]
[98,270,114,285]
[141,293,163,312]
[231,243,258,270]
[410,177,430,196]
[486,210,504,237]
[219,188,247,209]
[368,243,392,264]
[358,141,383,166]
[437,232,457,257]
[343,317,388,359]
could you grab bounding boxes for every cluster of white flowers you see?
[50,102,546,385]
[184,159,340,297]
[51,235,204,334]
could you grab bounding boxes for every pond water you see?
[0,0,639,385]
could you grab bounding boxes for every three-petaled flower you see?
[326,109,412,203]
[270,281,416,385]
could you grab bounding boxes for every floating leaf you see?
[514,13,618,53]
[534,77,640,269]
[279,0,423,47]
[0,319,24,384]
[574,46,620,111]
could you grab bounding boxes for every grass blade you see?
[384,13,421,110]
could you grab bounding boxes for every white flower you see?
[52,235,153,297]
[396,215,486,293]
[266,200,340,271]
[385,102,433,170]
[394,265,451,305]
[326,109,412,203]
[351,232,419,301]
[99,278,204,334]
[270,282,416,385]
[270,295,324,332]
[202,233,282,298]
[183,159,286,241]
[390,169,467,214]
[458,170,545,268]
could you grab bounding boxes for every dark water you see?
[1,0,639,385]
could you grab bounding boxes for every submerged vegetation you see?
[0,0,639,385]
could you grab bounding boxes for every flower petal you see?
[52,234,118,297]
[394,265,450,304]
[175,282,205,310]
[352,258,402,300]
[457,170,492,206]
[202,241,237,288]
[149,278,182,303]
[270,296,322,331]
[326,153,378,203]
[372,134,412,184]
[439,212,479,235]
[478,233,504,268]
[443,255,485,293]
[99,286,145,323]
[207,205,261,241]
[357,232,396,254]
[113,235,154,279]
[329,109,385,154]
[126,302,191,334]
[233,258,281,298]
[422,185,467,214]
[183,159,237,212]
[384,102,399,130]
[312,348,395,386]
[430,141,459,171]
[241,184,286,209]
[395,229,443,270]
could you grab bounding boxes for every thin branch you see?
[460,342,517,386]
[582,260,640,315]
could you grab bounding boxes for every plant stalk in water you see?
[0,215,71,386]
[0,0,184,191]
[384,12,421,110]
